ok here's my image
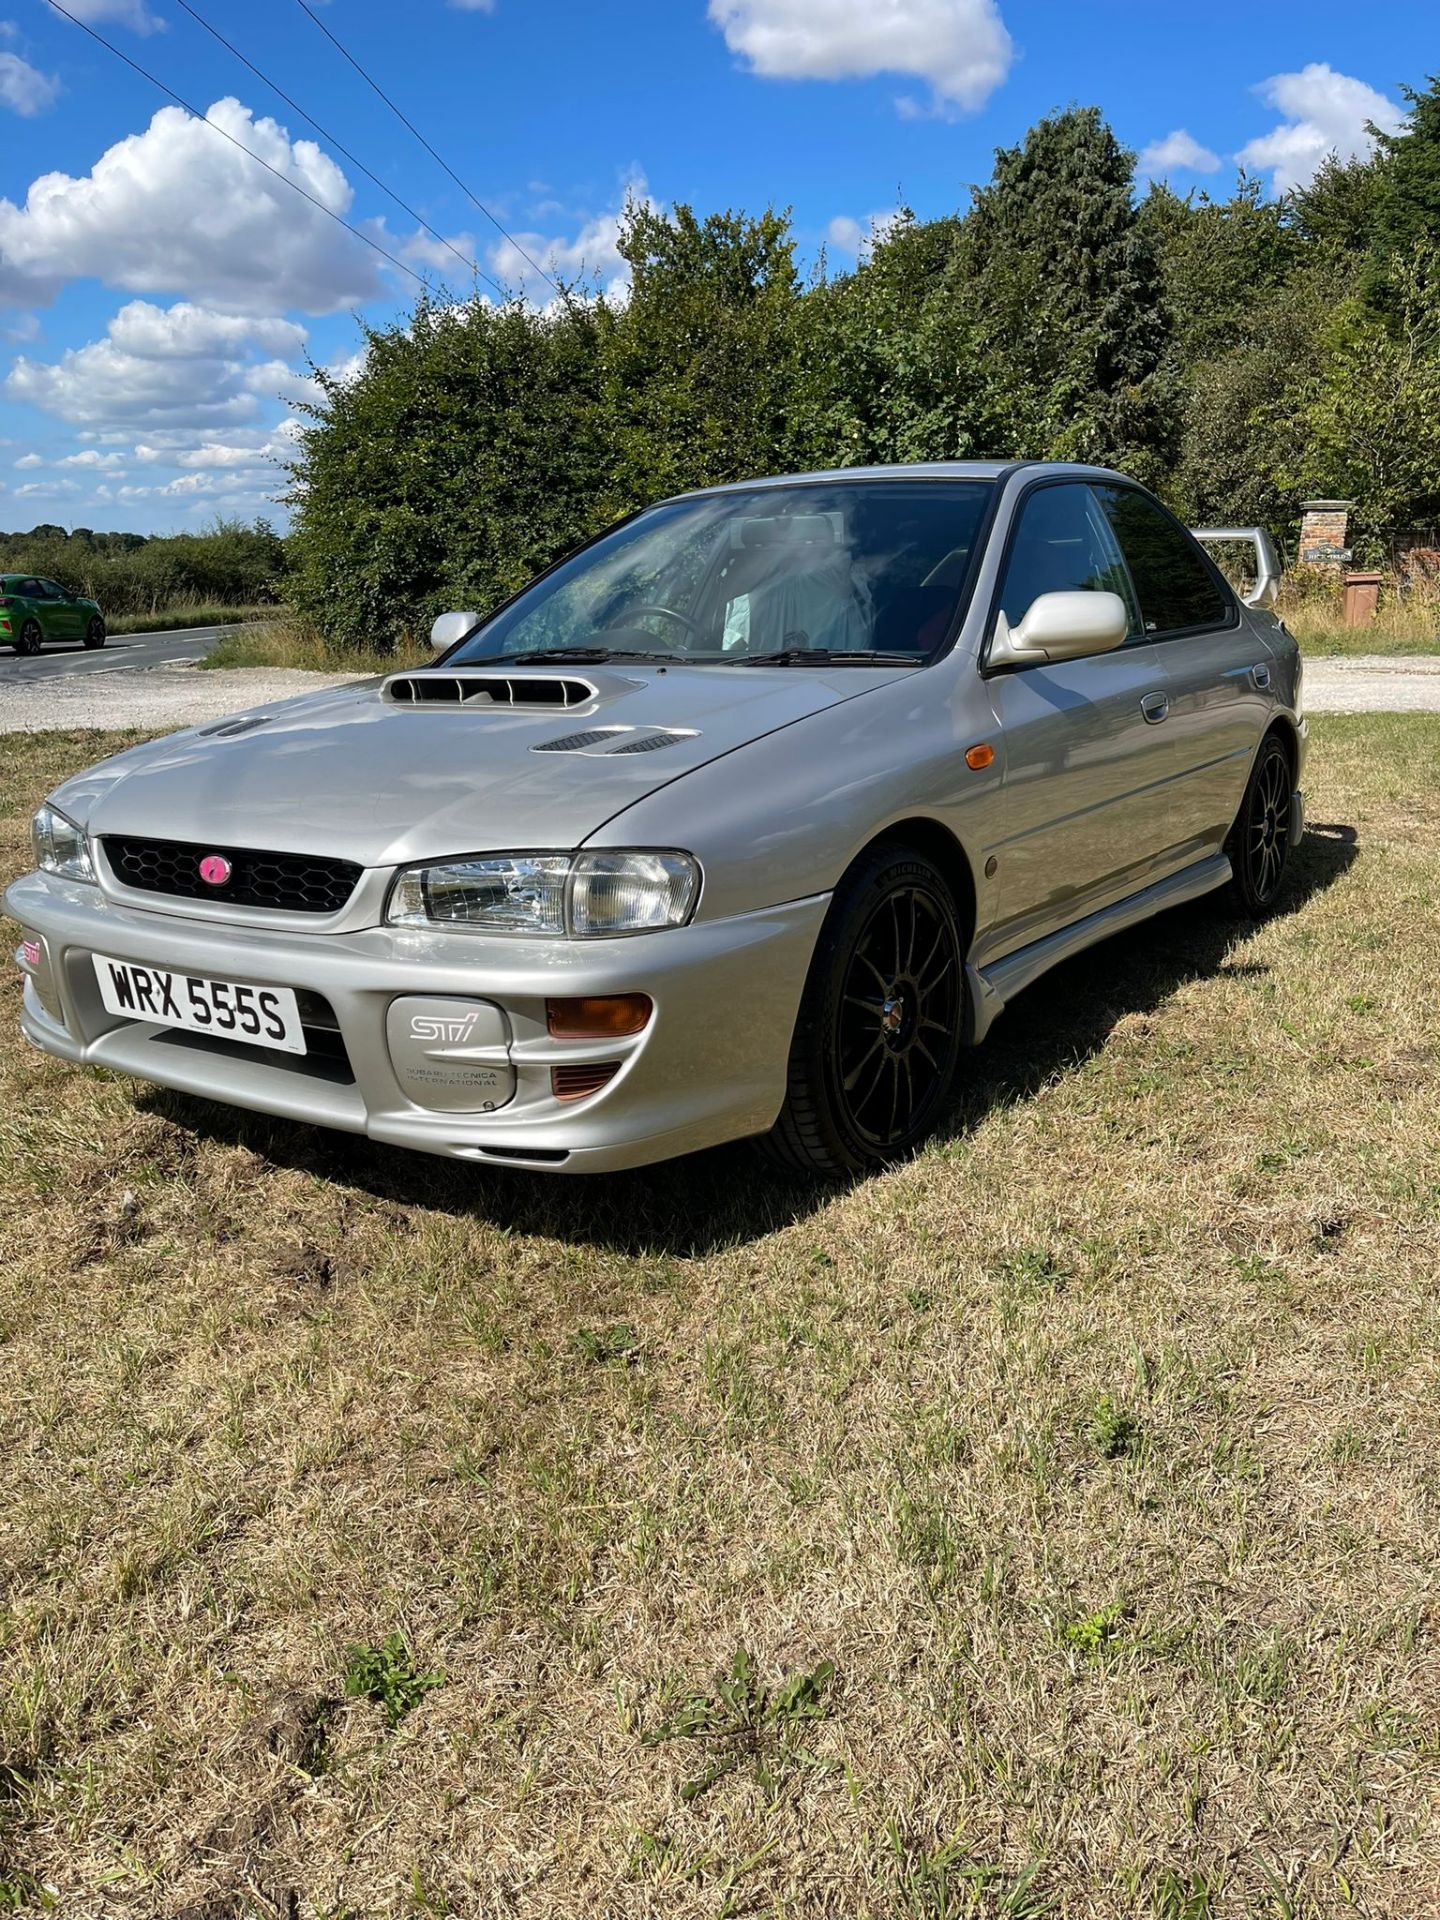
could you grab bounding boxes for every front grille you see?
[103,835,362,915]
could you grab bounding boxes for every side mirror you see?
[988,590,1130,670]
[430,609,483,653]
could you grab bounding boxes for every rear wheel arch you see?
[1263,715,1299,782]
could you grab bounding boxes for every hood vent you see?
[532,726,698,757]
[532,727,629,753]
[608,729,693,754]
[382,672,594,709]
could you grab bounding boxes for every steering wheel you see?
[603,603,698,650]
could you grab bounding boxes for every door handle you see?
[1251,662,1272,689]
[1140,691,1169,724]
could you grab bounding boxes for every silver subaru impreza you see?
[7,462,1303,1176]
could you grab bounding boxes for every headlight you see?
[387,850,700,937]
[32,803,97,884]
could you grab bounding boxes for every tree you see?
[1297,245,1440,542]
[943,108,1180,483]
[602,203,811,503]
[1371,75,1440,271]
[1139,175,1296,368]
[1289,152,1384,254]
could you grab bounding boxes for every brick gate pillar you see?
[1298,501,1353,570]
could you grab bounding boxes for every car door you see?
[978,481,1182,956]
[1093,486,1274,865]
[39,579,82,639]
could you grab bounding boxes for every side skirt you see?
[963,851,1232,1046]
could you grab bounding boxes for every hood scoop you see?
[533,726,698,757]
[381,671,594,709]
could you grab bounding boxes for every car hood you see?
[55,661,914,868]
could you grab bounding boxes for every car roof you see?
[669,459,1132,502]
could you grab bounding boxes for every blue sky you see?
[0,0,1427,535]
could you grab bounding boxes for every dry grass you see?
[1279,575,1440,658]
[2,720,1440,1918]
[201,616,432,676]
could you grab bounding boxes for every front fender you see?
[585,665,1000,924]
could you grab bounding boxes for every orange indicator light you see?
[965,743,995,770]
[546,994,653,1039]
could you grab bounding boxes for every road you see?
[2,623,237,682]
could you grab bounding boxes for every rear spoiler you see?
[1189,526,1282,612]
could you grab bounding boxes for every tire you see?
[1224,732,1293,917]
[84,617,106,649]
[762,843,966,1177]
[16,619,41,656]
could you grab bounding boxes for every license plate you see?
[93,954,306,1055]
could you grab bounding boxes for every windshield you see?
[447,480,994,666]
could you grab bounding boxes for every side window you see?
[997,484,1140,635]
[1095,486,1231,635]
[17,578,41,598]
[39,579,64,598]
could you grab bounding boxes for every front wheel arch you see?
[843,815,978,957]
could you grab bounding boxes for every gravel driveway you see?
[0,664,365,733]
[2,654,1439,735]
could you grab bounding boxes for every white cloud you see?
[484,173,656,304]
[14,451,42,468]
[1237,64,1406,193]
[45,0,162,34]
[708,0,1012,115]
[58,448,125,468]
[1138,129,1221,179]
[107,300,305,359]
[825,207,903,259]
[15,477,78,496]
[0,97,389,311]
[447,0,495,9]
[0,50,59,116]
[6,300,311,430]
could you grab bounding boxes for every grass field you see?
[107,605,277,638]
[2,719,1439,1918]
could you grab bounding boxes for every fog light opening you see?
[551,1061,621,1103]
[546,993,652,1040]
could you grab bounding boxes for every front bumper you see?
[5,872,828,1172]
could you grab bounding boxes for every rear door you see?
[979,480,1181,955]
[1093,486,1273,866]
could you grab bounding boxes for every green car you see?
[2,574,106,655]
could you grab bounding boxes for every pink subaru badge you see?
[21,938,40,968]
[198,854,232,887]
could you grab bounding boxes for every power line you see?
[47,0,433,297]
[292,0,566,303]
[170,0,506,302]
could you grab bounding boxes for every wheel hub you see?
[879,975,919,1051]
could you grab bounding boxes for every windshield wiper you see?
[743,648,924,668]
[502,646,675,665]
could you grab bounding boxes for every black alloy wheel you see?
[764,843,965,1176]
[1226,733,1293,916]
[84,616,106,649]
[16,619,41,656]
